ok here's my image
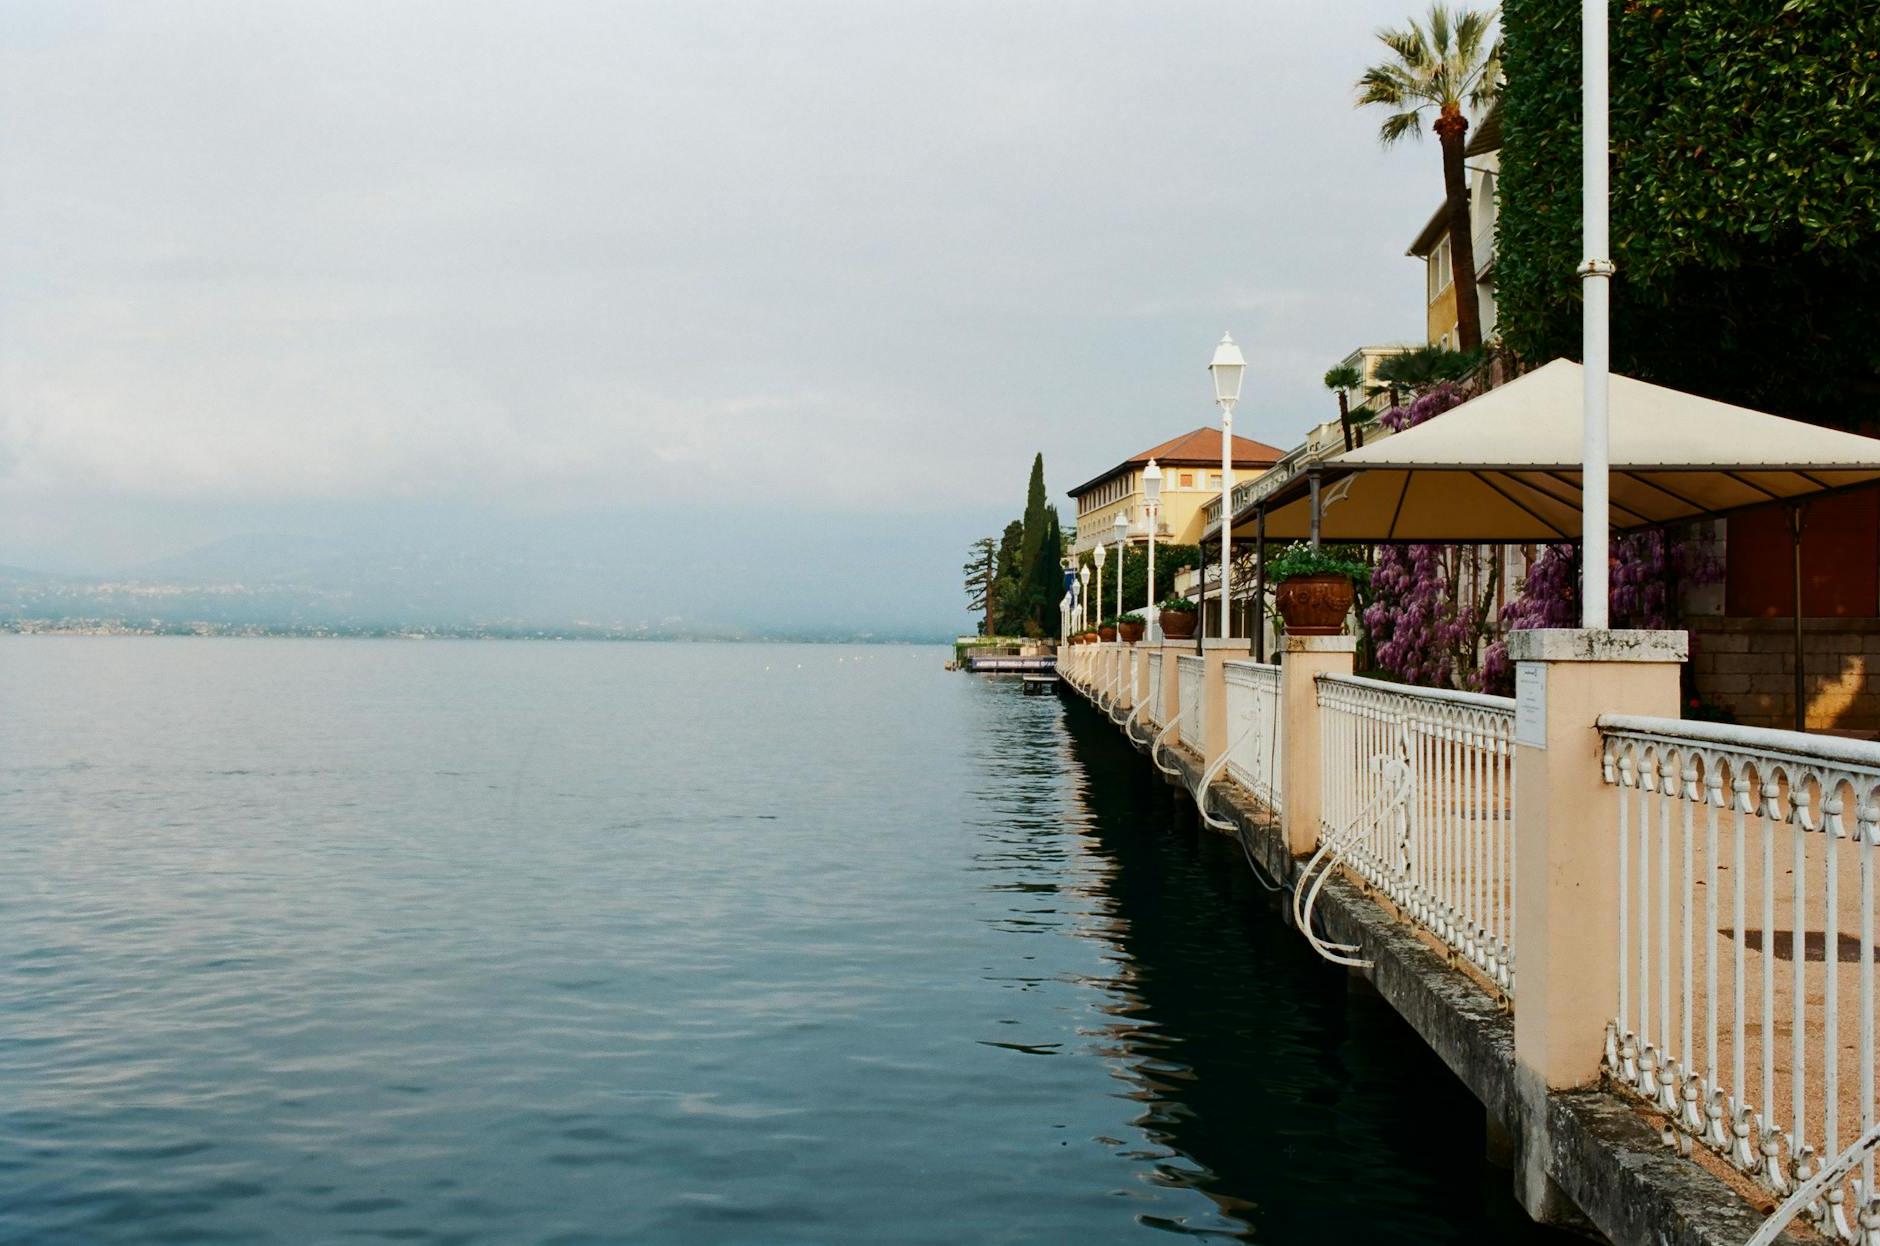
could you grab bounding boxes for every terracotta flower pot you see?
[1275,573,1355,636]
[1159,609,1197,640]
[1098,625,1116,642]
[1118,620,1145,643]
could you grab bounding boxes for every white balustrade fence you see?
[1223,660,1283,813]
[1145,654,1164,726]
[1600,716,1880,1235]
[1177,655,1205,754]
[1318,675,1517,994]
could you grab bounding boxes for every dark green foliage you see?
[1266,544,1373,585]
[989,520,1027,635]
[1077,542,1202,623]
[1014,455,1054,636]
[1160,596,1197,613]
[1372,345,1483,391]
[1498,0,1880,425]
[1023,506,1063,636]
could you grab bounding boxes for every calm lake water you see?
[0,638,1568,1244]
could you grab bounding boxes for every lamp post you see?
[1209,332,1246,639]
[1093,540,1106,634]
[1112,510,1129,625]
[1078,564,1091,634]
[1581,0,1612,629]
[1142,458,1162,641]
[1060,591,1071,646]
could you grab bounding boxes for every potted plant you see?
[1117,612,1146,643]
[1267,546,1369,636]
[1098,617,1117,642]
[1158,595,1198,640]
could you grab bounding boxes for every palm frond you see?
[1427,3,1453,57]
[1468,41,1504,111]
[1355,63,1415,108]
[1376,109,1427,147]
[1376,24,1429,71]
[1358,4,1498,140]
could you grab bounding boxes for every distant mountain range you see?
[0,533,944,643]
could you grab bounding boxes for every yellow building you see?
[1068,428,1284,555]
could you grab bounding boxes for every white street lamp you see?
[1142,458,1162,641]
[1060,591,1071,645]
[1078,564,1091,633]
[1209,331,1245,640]
[1093,539,1106,635]
[1112,509,1129,625]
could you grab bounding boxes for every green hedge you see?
[1497,0,1880,426]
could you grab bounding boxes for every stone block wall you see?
[1687,617,1880,733]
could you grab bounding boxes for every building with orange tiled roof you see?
[1067,428,1284,555]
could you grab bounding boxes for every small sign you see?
[1515,664,1547,750]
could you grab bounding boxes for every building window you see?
[1180,472,1194,488]
[1428,235,1452,302]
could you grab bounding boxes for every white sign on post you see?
[1515,664,1547,750]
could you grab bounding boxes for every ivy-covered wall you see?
[1497,0,1880,427]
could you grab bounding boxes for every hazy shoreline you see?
[0,621,947,645]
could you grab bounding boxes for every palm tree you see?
[1372,343,1483,394]
[1323,364,1363,451]
[1357,5,1501,352]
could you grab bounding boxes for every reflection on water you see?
[0,638,1571,1244]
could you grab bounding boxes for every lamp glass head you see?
[1093,542,1105,568]
[1112,511,1130,543]
[1209,331,1246,405]
[1142,458,1161,504]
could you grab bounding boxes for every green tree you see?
[1014,454,1052,632]
[989,519,1026,635]
[1083,542,1203,622]
[1024,506,1064,637]
[1372,344,1483,394]
[962,537,995,634]
[1357,4,1502,352]
[1323,364,1364,451]
[1496,0,1880,429]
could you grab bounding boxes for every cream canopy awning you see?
[1222,359,1880,543]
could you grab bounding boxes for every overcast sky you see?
[0,1,1441,631]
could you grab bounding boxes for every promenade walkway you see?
[1057,635,1877,1246]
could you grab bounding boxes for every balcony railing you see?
[1223,660,1282,812]
[1177,655,1205,754]
[1599,715,1880,1229]
[1318,674,1518,995]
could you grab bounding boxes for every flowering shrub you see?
[1362,386,1502,689]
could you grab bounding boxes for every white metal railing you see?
[1600,716,1880,1237]
[1224,660,1282,812]
[1177,654,1205,754]
[1318,674,1517,995]
[1145,653,1164,726]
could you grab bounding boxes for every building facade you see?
[1068,428,1283,556]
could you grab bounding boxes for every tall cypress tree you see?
[1027,506,1064,636]
[1014,454,1052,635]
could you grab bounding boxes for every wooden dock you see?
[966,653,1058,673]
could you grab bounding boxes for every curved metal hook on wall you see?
[1121,694,1151,747]
[1149,716,1184,778]
[1290,720,1415,971]
[1745,1121,1880,1246]
[1186,716,1263,835]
